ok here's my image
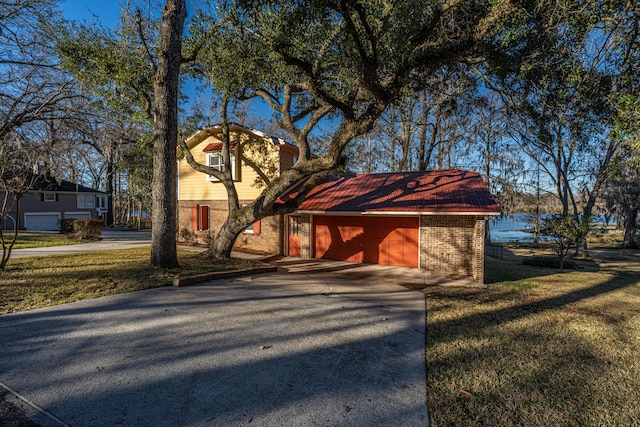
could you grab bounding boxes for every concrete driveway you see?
[0,261,428,426]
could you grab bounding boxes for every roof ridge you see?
[186,122,295,147]
[346,169,469,177]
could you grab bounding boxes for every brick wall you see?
[177,200,283,254]
[420,215,486,283]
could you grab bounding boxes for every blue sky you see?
[61,0,121,27]
[59,1,312,135]
[60,0,274,126]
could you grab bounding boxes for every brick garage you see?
[281,170,500,283]
[420,215,486,282]
[177,200,283,254]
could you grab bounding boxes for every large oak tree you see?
[149,0,186,267]
[56,0,212,267]
[182,0,566,259]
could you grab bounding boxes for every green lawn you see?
[1,231,80,249]
[0,247,259,314]
[426,245,640,426]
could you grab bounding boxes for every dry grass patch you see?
[0,247,259,314]
[587,228,626,248]
[426,251,640,426]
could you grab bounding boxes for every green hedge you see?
[60,218,75,234]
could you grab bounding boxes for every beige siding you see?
[241,137,281,189]
[178,133,281,201]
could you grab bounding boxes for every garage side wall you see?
[419,215,485,283]
[300,214,312,258]
[177,200,282,254]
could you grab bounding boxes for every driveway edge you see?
[172,266,278,287]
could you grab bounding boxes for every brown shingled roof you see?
[282,170,500,214]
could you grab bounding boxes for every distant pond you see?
[487,214,617,243]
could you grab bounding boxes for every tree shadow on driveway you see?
[0,273,428,426]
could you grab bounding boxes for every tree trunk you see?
[574,214,590,257]
[578,138,619,255]
[206,168,330,259]
[623,207,638,248]
[150,0,185,268]
[484,125,492,243]
[181,83,385,260]
[208,216,249,259]
[105,157,115,227]
[417,92,429,170]
[0,196,21,270]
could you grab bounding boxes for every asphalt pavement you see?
[0,259,429,426]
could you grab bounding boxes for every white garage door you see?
[25,213,60,231]
[64,212,91,219]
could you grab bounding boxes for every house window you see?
[77,194,95,209]
[289,215,301,236]
[43,193,56,202]
[244,220,261,235]
[96,195,108,214]
[206,152,236,181]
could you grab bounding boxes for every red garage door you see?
[313,216,419,268]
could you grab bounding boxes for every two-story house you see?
[177,123,299,254]
[179,123,502,283]
[2,173,109,231]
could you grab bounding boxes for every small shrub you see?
[203,231,215,247]
[179,228,194,244]
[60,219,75,234]
[523,256,577,269]
[540,214,582,271]
[72,219,104,241]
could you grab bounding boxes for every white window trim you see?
[241,204,253,234]
[97,196,107,209]
[64,211,92,219]
[206,152,236,181]
[96,195,108,214]
[77,194,95,209]
[44,192,56,202]
[2,215,16,230]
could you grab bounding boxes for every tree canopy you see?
[175,0,585,257]
[6,0,637,261]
